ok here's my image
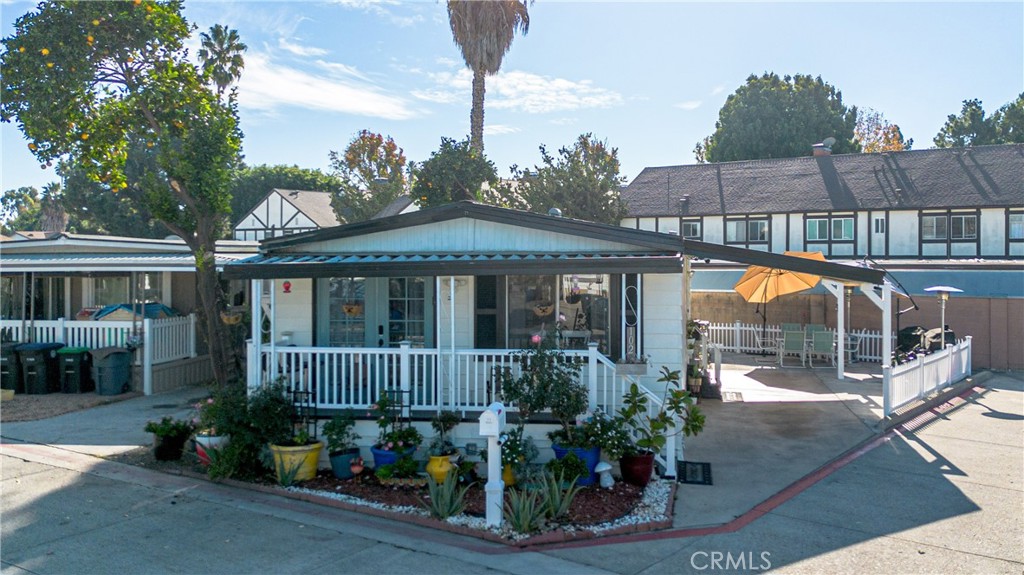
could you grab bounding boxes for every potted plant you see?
[426,409,460,483]
[482,425,538,486]
[617,366,706,486]
[375,455,424,487]
[190,386,242,466]
[252,382,324,485]
[145,416,194,461]
[547,409,631,487]
[687,362,703,396]
[369,394,423,468]
[323,412,361,480]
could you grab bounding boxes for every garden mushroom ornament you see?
[595,461,614,489]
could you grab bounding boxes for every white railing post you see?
[57,317,66,344]
[245,339,259,391]
[882,365,892,417]
[143,317,153,395]
[587,342,599,411]
[965,336,973,375]
[189,313,197,358]
[733,320,742,353]
[400,340,412,418]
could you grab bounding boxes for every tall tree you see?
[37,181,67,232]
[447,0,530,152]
[328,130,407,223]
[198,23,247,98]
[60,152,167,238]
[509,133,627,225]
[412,137,497,208]
[0,186,41,235]
[934,94,1024,147]
[855,108,912,153]
[229,164,342,225]
[695,73,860,163]
[1,1,244,387]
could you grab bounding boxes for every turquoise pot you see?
[551,444,601,486]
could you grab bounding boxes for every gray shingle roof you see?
[275,189,341,228]
[623,144,1024,217]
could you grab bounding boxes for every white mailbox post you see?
[478,402,507,528]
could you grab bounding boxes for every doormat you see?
[677,461,713,485]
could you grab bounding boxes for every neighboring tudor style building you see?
[621,143,1023,370]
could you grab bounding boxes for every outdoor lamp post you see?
[923,286,963,349]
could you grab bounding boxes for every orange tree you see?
[1,1,243,387]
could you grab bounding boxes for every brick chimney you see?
[812,142,832,156]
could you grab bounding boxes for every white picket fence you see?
[705,321,889,363]
[0,315,197,395]
[882,336,972,417]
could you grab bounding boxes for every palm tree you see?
[447,0,530,152]
[38,182,67,233]
[198,24,247,98]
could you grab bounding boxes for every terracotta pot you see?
[619,452,656,487]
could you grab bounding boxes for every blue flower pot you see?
[371,445,416,468]
[551,443,601,486]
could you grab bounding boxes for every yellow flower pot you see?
[269,442,323,483]
[502,463,516,486]
[426,454,454,484]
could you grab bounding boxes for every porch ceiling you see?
[221,252,684,279]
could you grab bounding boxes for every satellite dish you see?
[823,137,836,147]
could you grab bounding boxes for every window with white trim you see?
[681,221,701,239]
[831,217,854,240]
[806,219,829,241]
[950,215,976,240]
[922,215,947,240]
[1010,213,1024,240]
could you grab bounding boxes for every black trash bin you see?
[57,346,94,393]
[18,342,65,394]
[90,347,132,395]
[1,341,23,393]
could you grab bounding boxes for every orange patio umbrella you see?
[734,251,826,341]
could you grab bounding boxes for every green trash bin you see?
[1,341,23,393]
[90,347,132,395]
[18,342,65,394]
[57,346,94,393]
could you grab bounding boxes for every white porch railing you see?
[706,320,892,363]
[249,340,677,475]
[882,336,972,417]
[0,315,196,366]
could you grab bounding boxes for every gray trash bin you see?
[90,347,132,395]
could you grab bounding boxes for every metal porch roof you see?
[0,252,248,273]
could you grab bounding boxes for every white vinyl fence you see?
[705,321,890,363]
[882,336,972,417]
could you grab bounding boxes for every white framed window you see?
[806,219,829,241]
[725,220,746,242]
[727,218,768,244]
[950,215,977,240]
[748,220,768,242]
[831,217,854,240]
[1010,213,1024,240]
[681,221,701,239]
[922,215,947,240]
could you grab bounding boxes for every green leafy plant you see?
[417,469,471,520]
[370,394,423,451]
[144,416,193,438]
[547,408,632,459]
[428,410,460,456]
[481,425,538,473]
[540,471,582,521]
[323,412,360,454]
[274,456,304,487]
[375,463,395,481]
[503,489,545,534]
[618,366,706,455]
[545,451,587,482]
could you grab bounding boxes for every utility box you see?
[1,341,23,393]
[478,402,506,437]
[57,347,94,393]
[90,347,132,395]
[18,342,65,394]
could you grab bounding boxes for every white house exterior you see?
[233,189,341,241]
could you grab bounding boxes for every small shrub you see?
[418,469,470,520]
[545,452,587,482]
[375,464,395,480]
[503,489,545,533]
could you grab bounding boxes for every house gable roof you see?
[624,144,1024,216]
[224,201,883,284]
[234,189,340,231]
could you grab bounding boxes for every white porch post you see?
[880,283,892,367]
[143,317,153,395]
[836,283,846,379]
[450,276,456,411]
[250,279,263,391]
[188,313,197,358]
[269,279,277,380]
[400,340,412,418]
[587,342,598,410]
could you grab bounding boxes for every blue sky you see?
[2,1,1022,196]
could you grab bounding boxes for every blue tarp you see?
[93,302,177,320]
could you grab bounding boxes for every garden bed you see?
[107,446,676,546]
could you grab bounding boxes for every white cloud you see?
[485,124,520,136]
[549,117,578,126]
[278,38,328,58]
[237,52,415,120]
[710,85,726,96]
[674,100,702,111]
[416,68,622,114]
[329,0,423,27]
